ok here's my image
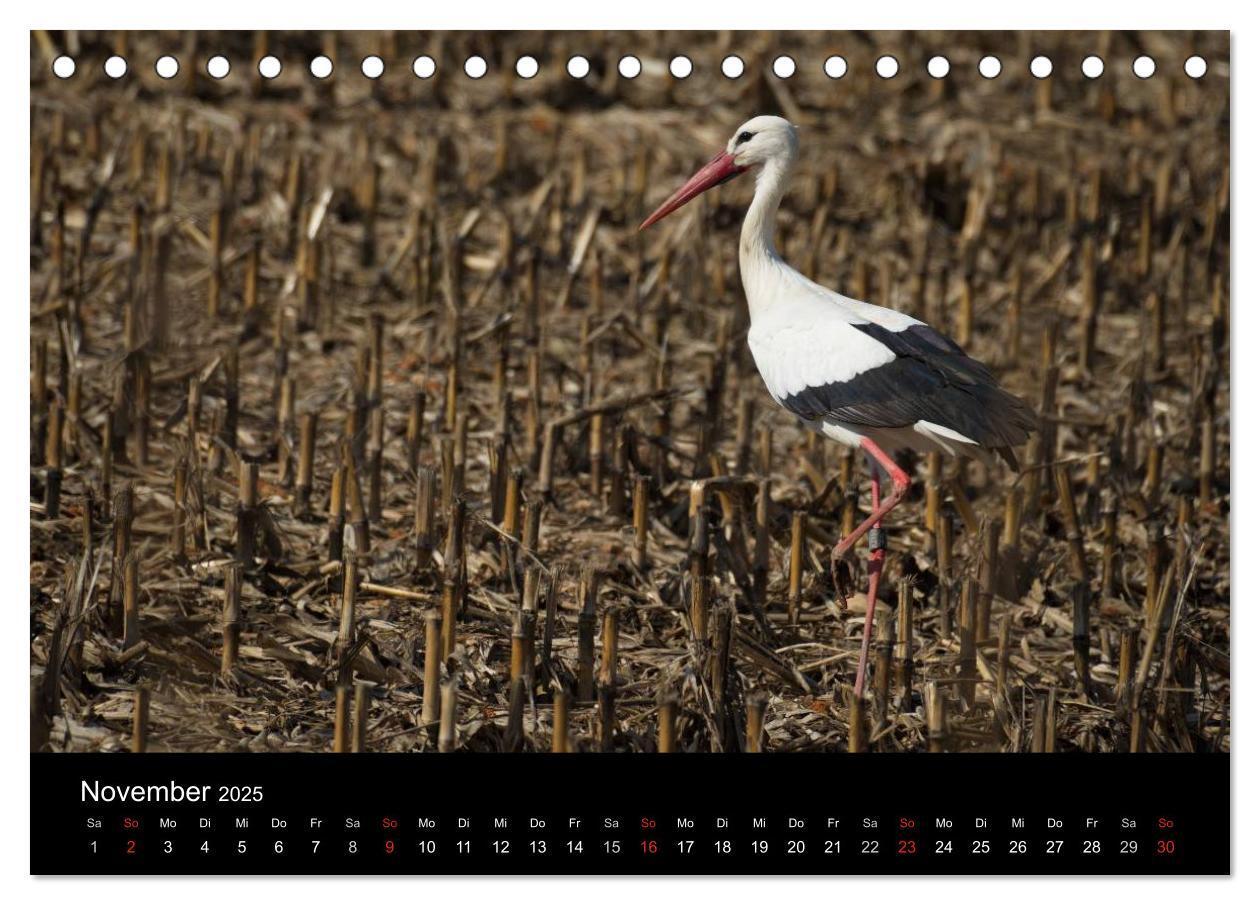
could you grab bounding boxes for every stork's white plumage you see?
[641,115,1036,698]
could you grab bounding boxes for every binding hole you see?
[412,55,436,79]
[824,55,847,79]
[464,56,487,79]
[258,55,282,79]
[1133,55,1156,79]
[516,56,539,79]
[566,55,590,79]
[1081,55,1104,79]
[207,55,230,79]
[104,56,127,79]
[618,55,641,78]
[155,56,179,79]
[875,55,899,79]
[361,56,384,79]
[1030,56,1053,79]
[721,55,745,79]
[1184,55,1207,79]
[52,55,75,79]
[772,55,796,79]
[310,56,333,79]
[669,56,693,79]
[927,55,950,79]
[978,55,1001,79]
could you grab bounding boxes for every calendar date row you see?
[91,835,1176,859]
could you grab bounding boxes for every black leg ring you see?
[868,527,887,551]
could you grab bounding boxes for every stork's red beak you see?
[639,152,746,230]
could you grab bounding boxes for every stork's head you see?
[639,115,798,230]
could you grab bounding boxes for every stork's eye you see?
[736,131,755,145]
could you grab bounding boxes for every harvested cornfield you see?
[30,30,1229,754]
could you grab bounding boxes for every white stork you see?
[641,115,1037,698]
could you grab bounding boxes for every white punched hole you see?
[566,55,590,78]
[875,55,899,79]
[721,55,745,79]
[104,55,128,79]
[1081,55,1104,79]
[464,56,487,79]
[516,55,539,79]
[1184,55,1207,79]
[823,55,847,79]
[310,55,333,79]
[1133,55,1156,79]
[361,55,384,79]
[927,55,950,79]
[155,55,179,79]
[669,55,693,79]
[52,55,76,79]
[772,55,796,78]
[978,55,1001,79]
[618,55,641,78]
[207,55,230,79]
[1030,56,1053,79]
[258,55,282,79]
[412,55,436,79]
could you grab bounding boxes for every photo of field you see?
[29,30,1229,753]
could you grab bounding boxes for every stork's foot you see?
[830,546,854,612]
[830,518,869,612]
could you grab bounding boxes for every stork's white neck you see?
[739,155,797,321]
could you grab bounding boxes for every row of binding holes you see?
[51,53,1212,81]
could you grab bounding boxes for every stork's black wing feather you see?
[779,322,1038,450]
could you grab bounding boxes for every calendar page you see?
[28,27,1229,877]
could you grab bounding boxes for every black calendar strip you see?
[31,753,1228,875]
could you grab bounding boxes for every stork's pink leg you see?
[854,465,887,699]
[829,437,911,698]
